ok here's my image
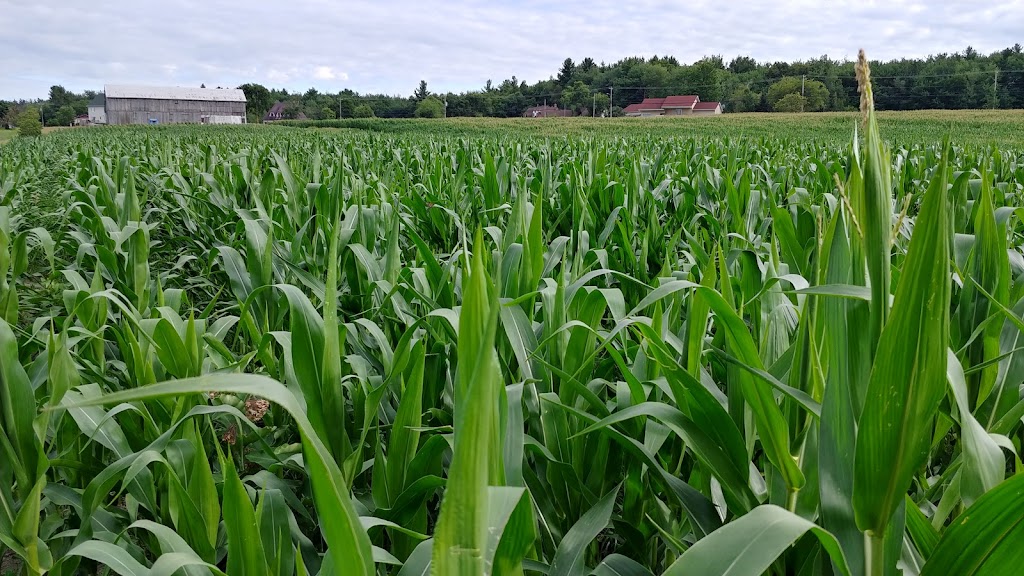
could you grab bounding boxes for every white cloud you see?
[1,0,1021,99]
[313,66,347,81]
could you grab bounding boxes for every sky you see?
[1,0,1022,100]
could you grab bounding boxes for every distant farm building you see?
[623,95,722,116]
[263,101,308,122]
[102,85,247,125]
[264,102,287,122]
[88,94,107,124]
[523,105,573,118]
[693,101,724,115]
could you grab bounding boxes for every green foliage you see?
[414,80,429,101]
[16,107,41,136]
[773,92,807,112]
[559,80,590,115]
[557,57,576,85]
[239,83,274,118]
[339,99,355,118]
[53,105,76,126]
[2,66,1024,576]
[726,84,760,112]
[768,76,830,111]
[414,96,445,118]
[353,104,375,118]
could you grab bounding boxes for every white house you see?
[88,94,106,124]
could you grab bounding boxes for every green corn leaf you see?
[486,486,536,576]
[432,229,502,576]
[576,402,757,514]
[66,540,149,576]
[126,520,214,576]
[322,213,352,469]
[695,286,805,491]
[148,317,192,379]
[662,505,851,576]
[220,445,269,576]
[853,144,951,537]
[384,339,426,507]
[547,486,618,576]
[47,329,80,411]
[259,489,296,576]
[149,553,229,576]
[921,473,1024,576]
[0,317,43,492]
[946,350,1004,506]
[12,476,47,574]
[903,496,939,561]
[60,374,375,576]
[185,420,220,554]
[685,256,716,377]
[592,554,654,576]
[817,206,864,575]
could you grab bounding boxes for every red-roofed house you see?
[623,94,722,116]
[693,101,723,115]
[662,95,699,113]
[623,97,666,116]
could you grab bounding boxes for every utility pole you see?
[994,70,999,108]
[609,87,613,116]
[592,92,596,117]
[801,75,805,113]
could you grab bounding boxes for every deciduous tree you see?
[17,107,42,136]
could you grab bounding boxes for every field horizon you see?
[284,108,1024,145]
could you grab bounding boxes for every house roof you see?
[663,95,699,108]
[88,94,105,107]
[265,101,287,118]
[637,98,666,110]
[105,84,247,102]
[623,103,643,112]
[693,101,722,110]
[264,102,308,121]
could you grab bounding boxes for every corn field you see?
[2,70,1024,576]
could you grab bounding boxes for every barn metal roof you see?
[104,85,247,102]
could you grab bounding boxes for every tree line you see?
[3,44,1023,129]
[1,86,97,130]
[240,45,1024,120]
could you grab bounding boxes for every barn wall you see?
[105,98,246,125]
